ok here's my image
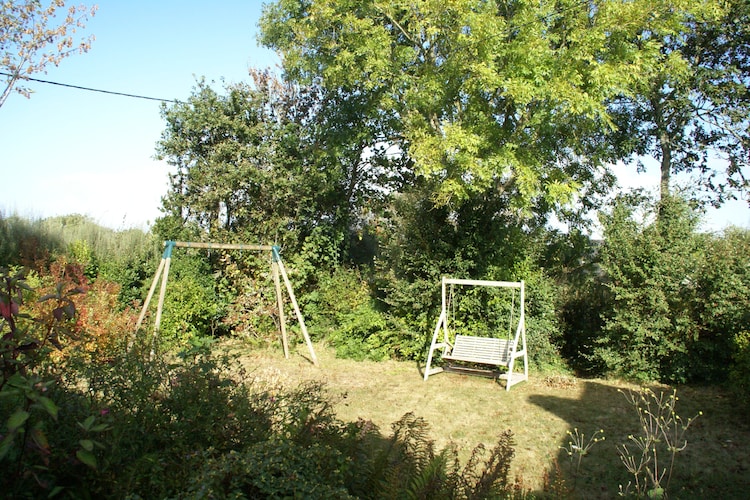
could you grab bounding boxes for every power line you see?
[1,1,594,105]
[0,71,182,103]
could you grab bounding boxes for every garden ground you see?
[227,340,750,499]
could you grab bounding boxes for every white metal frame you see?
[423,277,528,390]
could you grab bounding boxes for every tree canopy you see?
[156,71,408,253]
[259,0,723,218]
[607,0,749,206]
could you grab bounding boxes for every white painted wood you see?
[424,310,447,381]
[442,335,512,365]
[131,257,165,349]
[443,277,523,289]
[424,276,529,390]
[272,260,289,359]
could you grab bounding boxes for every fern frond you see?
[466,430,516,500]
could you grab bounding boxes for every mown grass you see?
[229,340,750,499]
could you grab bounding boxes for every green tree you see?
[695,228,750,384]
[0,0,97,108]
[157,70,404,257]
[259,0,711,220]
[608,0,749,206]
[595,194,705,382]
[155,70,412,340]
[157,72,302,243]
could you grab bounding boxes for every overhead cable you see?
[0,71,181,103]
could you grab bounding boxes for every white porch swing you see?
[423,277,528,390]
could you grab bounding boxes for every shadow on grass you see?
[528,380,750,499]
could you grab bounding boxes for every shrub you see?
[181,440,355,499]
[218,250,292,346]
[595,195,705,383]
[592,196,750,384]
[0,266,106,498]
[729,330,750,406]
[3,264,521,498]
[154,252,228,345]
[695,228,750,384]
[313,267,392,361]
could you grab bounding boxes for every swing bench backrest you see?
[443,335,513,366]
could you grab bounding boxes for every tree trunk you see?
[651,89,672,204]
[659,129,672,203]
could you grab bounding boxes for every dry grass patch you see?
[224,341,750,498]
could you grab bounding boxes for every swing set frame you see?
[132,240,318,366]
[423,277,528,390]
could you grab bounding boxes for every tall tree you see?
[259,0,711,220]
[0,0,97,108]
[609,0,749,206]
[156,70,406,254]
[157,72,327,244]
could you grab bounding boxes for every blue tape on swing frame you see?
[162,240,176,259]
[271,245,281,262]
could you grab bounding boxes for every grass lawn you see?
[228,341,750,499]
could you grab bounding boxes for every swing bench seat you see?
[442,335,514,366]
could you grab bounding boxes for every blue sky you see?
[1,1,278,230]
[1,1,748,233]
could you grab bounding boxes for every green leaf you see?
[78,415,96,431]
[76,449,97,469]
[5,372,29,390]
[37,396,58,419]
[648,487,665,499]
[7,409,29,431]
[30,427,50,451]
[79,439,94,452]
[0,435,14,460]
[48,485,65,498]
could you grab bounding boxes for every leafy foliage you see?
[730,331,750,406]
[0,0,97,108]
[371,412,515,500]
[0,212,159,311]
[590,194,750,384]
[595,195,704,382]
[259,0,718,219]
[694,227,750,384]
[545,229,608,375]
[155,251,229,345]
[608,0,750,205]
[311,266,391,361]
[156,71,404,258]
[1,266,82,379]
[2,269,521,498]
[0,266,106,494]
[372,182,565,366]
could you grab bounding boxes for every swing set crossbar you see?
[170,241,274,251]
[442,277,522,289]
